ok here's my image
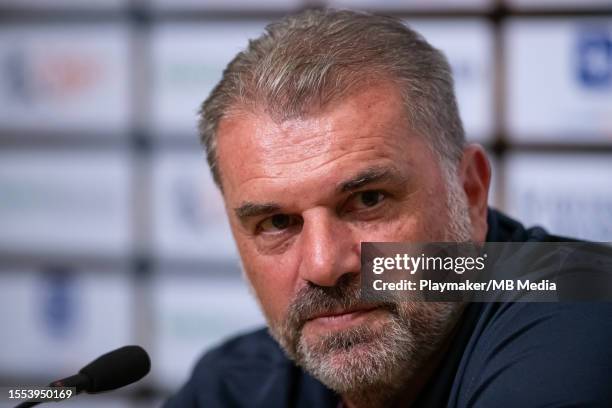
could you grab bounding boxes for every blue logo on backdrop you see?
[39,267,77,339]
[2,49,31,104]
[576,26,612,89]
[173,177,204,231]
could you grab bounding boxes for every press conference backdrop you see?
[0,0,610,406]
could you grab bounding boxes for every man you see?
[164,9,612,408]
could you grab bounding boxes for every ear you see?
[458,144,491,242]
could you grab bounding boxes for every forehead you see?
[215,82,431,203]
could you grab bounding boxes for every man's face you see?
[215,81,474,393]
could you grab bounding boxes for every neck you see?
[340,357,435,408]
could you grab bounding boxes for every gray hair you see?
[199,9,466,189]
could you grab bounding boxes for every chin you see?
[326,340,381,368]
[295,319,414,393]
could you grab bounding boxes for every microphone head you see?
[79,345,151,393]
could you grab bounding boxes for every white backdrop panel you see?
[0,267,133,379]
[151,271,265,389]
[0,24,131,134]
[150,0,301,11]
[152,150,237,261]
[406,19,495,143]
[150,22,267,138]
[506,0,612,9]
[503,153,612,241]
[0,150,131,257]
[327,0,493,11]
[505,19,612,142]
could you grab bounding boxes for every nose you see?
[297,207,361,287]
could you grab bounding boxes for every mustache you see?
[284,274,397,331]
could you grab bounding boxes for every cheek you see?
[240,248,299,325]
[390,217,439,242]
[355,209,445,243]
[394,187,451,241]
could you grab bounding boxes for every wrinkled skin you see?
[215,81,490,407]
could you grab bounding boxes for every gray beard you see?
[267,175,473,406]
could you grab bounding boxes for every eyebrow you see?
[234,202,281,220]
[337,166,402,193]
[233,166,403,222]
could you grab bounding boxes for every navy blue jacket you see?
[164,210,612,407]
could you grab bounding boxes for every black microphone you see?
[15,345,150,408]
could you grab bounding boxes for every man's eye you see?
[257,214,301,234]
[353,190,386,209]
